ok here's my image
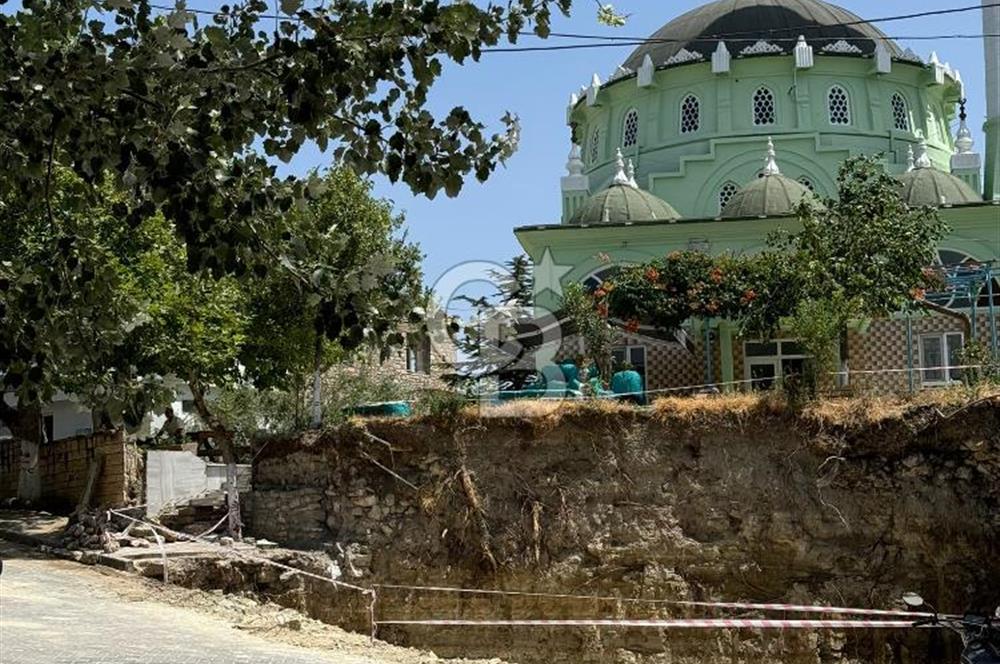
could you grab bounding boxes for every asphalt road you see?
[0,539,401,664]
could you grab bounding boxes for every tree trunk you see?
[917,300,973,338]
[188,380,241,540]
[310,331,323,429]
[2,401,44,505]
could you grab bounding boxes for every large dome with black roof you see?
[621,0,904,71]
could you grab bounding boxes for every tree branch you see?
[915,299,972,339]
[205,53,283,74]
[44,123,56,228]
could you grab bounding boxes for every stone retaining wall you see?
[248,406,1000,664]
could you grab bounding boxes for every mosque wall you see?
[572,55,962,219]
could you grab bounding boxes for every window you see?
[744,340,809,391]
[680,95,700,134]
[405,338,431,375]
[43,414,54,443]
[583,266,621,291]
[718,182,739,212]
[752,86,776,126]
[827,85,850,125]
[891,93,910,132]
[797,176,815,192]
[918,333,964,386]
[589,127,601,163]
[622,109,639,148]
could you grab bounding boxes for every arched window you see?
[583,266,621,291]
[622,109,639,148]
[680,95,700,134]
[797,176,815,192]
[589,127,601,164]
[752,86,776,126]
[933,250,1000,308]
[718,182,739,212]
[891,93,910,132]
[827,86,850,125]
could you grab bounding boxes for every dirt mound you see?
[245,395,1000,663]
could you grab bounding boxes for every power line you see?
[127,2,1000,56]
[483,34,1000,54]
[536,2,1000,44]
[143,1,997,45]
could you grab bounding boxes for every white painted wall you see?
[0,392,93,440]
[46,400,94,440]
[146,450,250,516]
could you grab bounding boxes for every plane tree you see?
[1,0,574,405]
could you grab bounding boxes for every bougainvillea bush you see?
[580,156,948,388]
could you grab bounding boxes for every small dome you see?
[721,138,820,218]
[570,152,681,224]
[720,175,818,218]
[896,167,981,208]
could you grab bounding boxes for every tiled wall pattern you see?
[847,312,997,393]
[552,311,999,395]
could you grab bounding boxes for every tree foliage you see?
[0,167,423,437]
[450,254,534,381]
[0,0,573,404]
[602,156,949,383]
[562,281,615,379]
[0,0,570,263]
[239,167,424,392]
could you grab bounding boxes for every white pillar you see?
[984,0,1000,199]
[560,144,589,223]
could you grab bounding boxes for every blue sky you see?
[273,0,992,294]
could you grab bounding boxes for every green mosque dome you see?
[562,0,965,222]
[570,151,681,224]
[896,144,982,207]
[721,139,821,218]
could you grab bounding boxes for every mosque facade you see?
[514,0,1000,394]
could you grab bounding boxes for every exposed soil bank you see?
[215,398,1000,663]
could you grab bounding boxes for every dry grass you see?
[470,385,1000,430]
[473,398,633,420]
[394,384,1000,436]
[802,385,1000,428]
[651,391,787,423]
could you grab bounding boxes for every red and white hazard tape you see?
[376,618,925,629]
[375,583,931,618]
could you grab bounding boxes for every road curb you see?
[0,528,130,569]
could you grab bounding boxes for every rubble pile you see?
[60,509,120,553]
[59,509,179,553]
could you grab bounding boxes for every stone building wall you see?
[0,430,142,509]
[338,331,458,396]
